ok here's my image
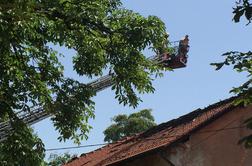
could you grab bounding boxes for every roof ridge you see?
[139,95,238,138]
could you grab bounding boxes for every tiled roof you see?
[65,96,239,166]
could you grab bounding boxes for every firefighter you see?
[178,35,189,55]
[160,32,170,61]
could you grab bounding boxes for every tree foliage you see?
[211,51,252,105]
[47,153,75,166]
[211,0,252,148]
[0,125,45,166]
[0,0,167,164]
[233,0,252,24]
[103,109,156,142]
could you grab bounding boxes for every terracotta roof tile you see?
[65,96,239,166]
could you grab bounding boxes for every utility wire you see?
[46,143,108,152]
[45,125,246,151]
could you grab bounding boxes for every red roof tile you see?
[65,96,239,166]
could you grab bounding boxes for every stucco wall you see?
[117,105,252,166]
[166,105,252,166]
[118,153,172,166]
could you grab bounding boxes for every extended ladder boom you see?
[0,38,190,142]
[0,74,114,142]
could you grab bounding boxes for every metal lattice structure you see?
[0,74,114,142]
[0,40,189,142]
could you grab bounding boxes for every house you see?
[65,96,252,166]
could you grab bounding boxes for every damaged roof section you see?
[65,96,240,166]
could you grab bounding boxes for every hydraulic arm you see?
[0,37,190,142]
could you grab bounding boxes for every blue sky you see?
[34,1,252,158]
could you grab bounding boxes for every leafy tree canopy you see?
[233,0,252,24]
[0,125,45,166]
[47,153,76,166]
[0,0,168,165]
[211,0,252,148]
[103,109,156,142]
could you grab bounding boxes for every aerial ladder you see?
[0,36,190,142]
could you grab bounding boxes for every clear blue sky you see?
[34,1,252,158]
